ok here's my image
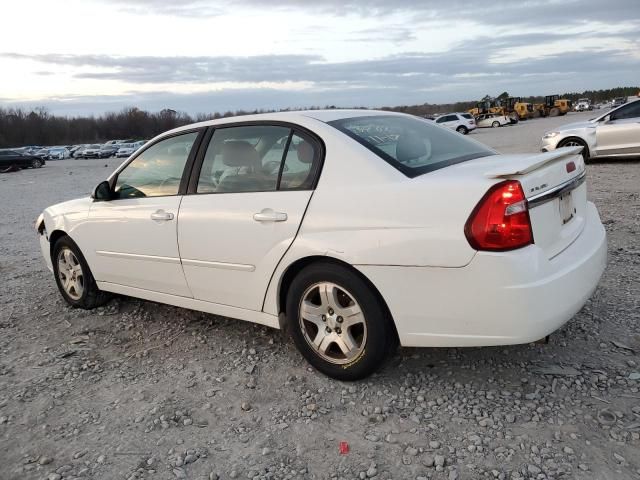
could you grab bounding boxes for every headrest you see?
[396,134,427,163]
[296,140,315,164]
[222,141,259,168]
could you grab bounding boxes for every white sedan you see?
[476,114,513,128]
[36,110,607,380]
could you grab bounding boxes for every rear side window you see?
[328,115,495,178]
[195,125,321,194]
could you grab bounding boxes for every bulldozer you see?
[501,97,533,121]
[533,95,572,117]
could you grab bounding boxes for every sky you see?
[1,0,639,116]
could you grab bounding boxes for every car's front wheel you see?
[286,262,396,381]
[52,236,110,309]
[456,126,468,134]
[558,137,590,162]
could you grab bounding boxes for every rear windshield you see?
[461,113,473,119]
[328,115,495,177]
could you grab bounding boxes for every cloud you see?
[104,0,640,28]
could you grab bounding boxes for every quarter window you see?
[113,131,198,199]
[279,134,318,190]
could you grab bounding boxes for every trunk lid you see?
[454,147,588,258]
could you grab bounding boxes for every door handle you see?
[150,210,174,221]
[253,208,287,222]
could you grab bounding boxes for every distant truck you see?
[574,98,592,112]
[611,97,627,107]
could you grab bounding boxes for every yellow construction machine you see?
[502,97,534,121]
[467,100,504,117]
[533,95,572,117]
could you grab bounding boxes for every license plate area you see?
[559,192,575,224]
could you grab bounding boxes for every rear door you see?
[177,124,322,311]
[595,100,640,156]
[435,114,458,130]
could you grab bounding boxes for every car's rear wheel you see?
[558,137,590,162]
[286,263,395,380]
[31,158,43,168]
[52,236,111,309]
[456,126,468,134]
[491,121,500,128]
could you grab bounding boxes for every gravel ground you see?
[1,111,639,480]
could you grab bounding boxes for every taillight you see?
[465,180,533,251]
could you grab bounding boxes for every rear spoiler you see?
[484,146,583,178]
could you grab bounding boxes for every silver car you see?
[541,99,640,161]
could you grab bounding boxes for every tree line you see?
[1,86,638,148]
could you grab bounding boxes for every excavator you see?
[532,95,572,117]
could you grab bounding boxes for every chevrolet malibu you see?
[36,110,607,380]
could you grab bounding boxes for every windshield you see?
[328,115,495,177]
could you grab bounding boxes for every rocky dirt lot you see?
[1,112,639,480]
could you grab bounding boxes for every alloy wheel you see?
[57,248,84,300]
[298,282,367,365]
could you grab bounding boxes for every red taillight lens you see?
[465,180,533,251]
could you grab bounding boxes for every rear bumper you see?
[357,202,607,347]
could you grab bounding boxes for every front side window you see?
[611,100,640,120]
[328,115,495,177]
[197,125,290,194]
[114,131,198,199]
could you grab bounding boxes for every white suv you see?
[434,113,476,134]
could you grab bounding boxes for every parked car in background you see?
[69,145,84,157]
[0,149,45,171]
[81,145,106,159]
[541,98,640,161]
[47,147,71,160]
[36,110,605,380]
[475,113,512,128]
[100,145,120,158]
[33,148,51,159]
[115,141,145,158]
[434,112,476,134]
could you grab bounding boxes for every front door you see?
[178,125,322,311]
[596,100,640,156]
[85,131,201,296]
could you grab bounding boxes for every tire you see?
[532,109,541,118]
[491,121,500,128]
[456,126,468,135]
[558,138,589,162]
[52,236,111,309]
[550,107,560,117]
[31,158,43,168]
[286,262,395,381]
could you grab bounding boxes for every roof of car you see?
[163,109,409,138]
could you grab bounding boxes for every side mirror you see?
[93,180,113,201]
